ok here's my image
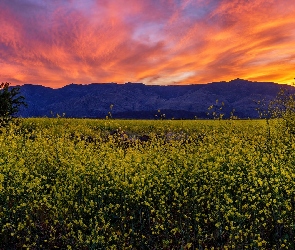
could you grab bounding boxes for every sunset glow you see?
[0,0,295,88]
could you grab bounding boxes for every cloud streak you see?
[0,0,295,87]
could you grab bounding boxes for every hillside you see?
[17,79,294,119]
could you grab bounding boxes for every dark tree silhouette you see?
[0,82,27,125]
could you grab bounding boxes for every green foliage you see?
[0,118,295,249]
[0,82,27,126]
[268,88,295,134]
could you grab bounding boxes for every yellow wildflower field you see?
[0,118,294,249]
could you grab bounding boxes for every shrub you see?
[0,82,26,126]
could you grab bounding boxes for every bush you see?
[0,82,26,126]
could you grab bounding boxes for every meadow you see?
[0,117,295,249]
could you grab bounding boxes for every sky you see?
[0,0,295,88]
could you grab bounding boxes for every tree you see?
[0,82,27,126]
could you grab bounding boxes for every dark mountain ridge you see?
[17,79,295,119]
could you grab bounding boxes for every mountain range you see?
[17,78,295,119]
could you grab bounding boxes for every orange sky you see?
[0,0,295,88]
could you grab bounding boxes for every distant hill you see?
[17,79,295,119]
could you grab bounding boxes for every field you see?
[1,118,295,249]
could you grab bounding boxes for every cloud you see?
[0,0,294,87]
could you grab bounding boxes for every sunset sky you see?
[0,0,295,88]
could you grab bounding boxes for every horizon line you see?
[14,78,290,89]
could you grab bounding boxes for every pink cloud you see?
[0,0,294,87]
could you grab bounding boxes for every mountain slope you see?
[17,79,294,119]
